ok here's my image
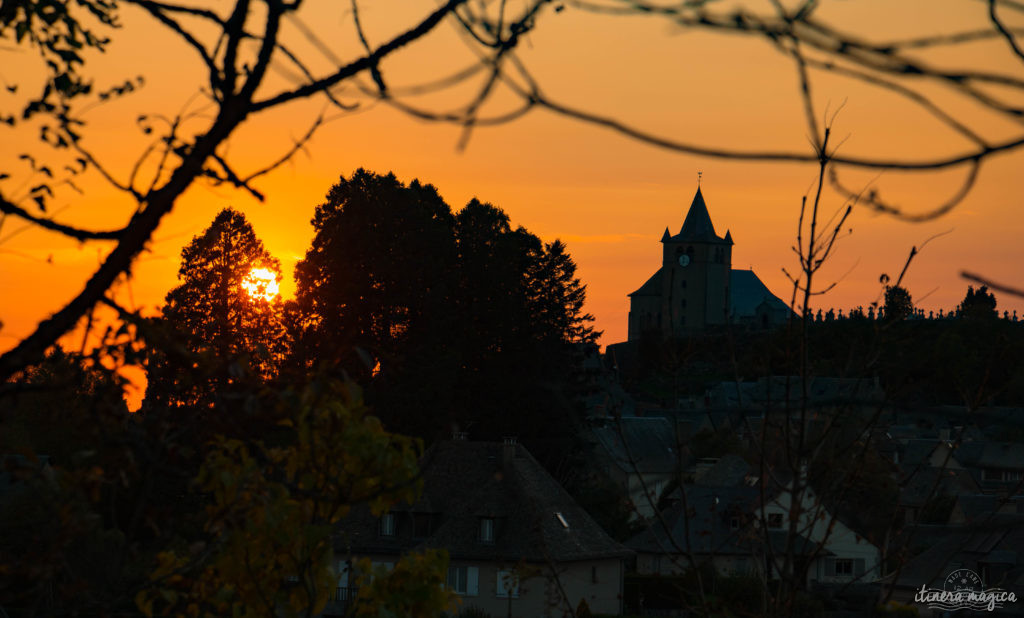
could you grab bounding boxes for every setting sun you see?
[241,267,280,302]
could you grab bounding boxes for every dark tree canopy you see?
[958,284,998,320]
[291,169,597,464]
[883,285,913,321]
[292,170,457,374]
[147,207,285,409]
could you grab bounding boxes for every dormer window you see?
[480,517,495,544]
[379,512,396,537]
[414,512,433,537]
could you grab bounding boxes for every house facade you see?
[586,417,683,520]
[628,482,881,588]
[332,439,631,618]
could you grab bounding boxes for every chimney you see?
[502,437,517,471]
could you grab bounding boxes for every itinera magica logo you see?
[915,568,1018,612]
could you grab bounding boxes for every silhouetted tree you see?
[292,170,597,464]
[291,170,457,376]
[5,0,1024,382]
[883,285,913,321]
[958,285,998,320]
[147,208,285,410]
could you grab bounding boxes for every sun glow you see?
[241,267,280,301]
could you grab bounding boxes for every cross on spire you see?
[698,170,702,186]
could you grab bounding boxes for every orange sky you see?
[2,0,1023,403]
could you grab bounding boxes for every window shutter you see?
[467,567,479,596]
[825,558,836,577]
[855,559,865,576]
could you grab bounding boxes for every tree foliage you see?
[2,347,452,617]
[958,284,998,320]
[3,0,1024,383]
[883,285,913,321]
[137,380,451,618]
[0,0,119,124]
[147,207,286,409]
[292,169,597,462]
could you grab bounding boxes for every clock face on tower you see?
[678,254,690,267]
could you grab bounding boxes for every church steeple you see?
[678,187,719,241]
[628,178,737,342]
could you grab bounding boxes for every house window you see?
[480,517,495,544]
[834,559,853,576]
[767,513,783,529]
[379,513,396,537]
[826,558,865,578]
[447,566,479,596]
[730,517,740,530]
[592,565,598,583]
[414,512,432,537]
[983,468,1002,481]
[496,569,520,599]
[333,561,350,600]
[555,512,569,529]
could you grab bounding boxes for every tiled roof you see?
[336,441,631,562]
[669,188,729,244]
[694,454,752,488]
[626,485,823,558]
[589,417,680,475]
[729,270,791,319]
[629,268,663,297]
[626,486,760,556]
[898,467,978,508]
[891,523,1024,591]
[953,441,1024,470]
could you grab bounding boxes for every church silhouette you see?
[627,186,791,341]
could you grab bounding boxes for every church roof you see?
[628,268,663,297]
[729,269,792,318]
[680,187,715,239]
[667,187,731,244]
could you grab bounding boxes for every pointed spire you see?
[725,229,733,244]
[661,227,671,242]
[678,187,718,241]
